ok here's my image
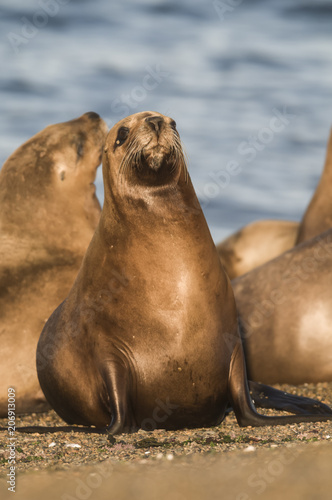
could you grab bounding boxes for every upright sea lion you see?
[296,129,332,243]
[233,228,332,385]
[0,112,108,416]
[37,111,332,433]
[217,128,332,278]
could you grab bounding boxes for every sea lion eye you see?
[74,133,86,161]
[77,141,84,159]
[115,127,129,147]
[170,120,177,130]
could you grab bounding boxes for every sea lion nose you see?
[84,112,101,121]
[146,116,164,133]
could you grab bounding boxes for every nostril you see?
[145,116,164,133]
[84,111,101,121]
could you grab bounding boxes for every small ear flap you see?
[53,154,73,182]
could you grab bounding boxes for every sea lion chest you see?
[82,226,233,428]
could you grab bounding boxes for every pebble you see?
[243,446,255,453]
[0,381,331,475]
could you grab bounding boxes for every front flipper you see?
[249,381,332,416]
[102,359,137,435]
[228,341,332,426]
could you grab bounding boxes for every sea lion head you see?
[0,112,108,231]
[51,112,108,196]
[103,112,188,197]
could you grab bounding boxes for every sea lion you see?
[36,111,332,433]
[0,112,108,416]
[217,220,298,280]
[296,129,332,243]
[233,228,332,385]
[217,128,332,278]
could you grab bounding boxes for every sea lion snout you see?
[142,117,175,172]
[84,111,102,121]
[145,115,165,135]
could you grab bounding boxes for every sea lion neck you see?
[101,175,204,238]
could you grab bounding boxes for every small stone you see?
[135,437,161,448]
[107,434,116,445]
[243,446,255,452]
[166,453,174,461]
[48,442,56,448]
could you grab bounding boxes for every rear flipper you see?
[228,341,332,427]
[249,381,332,416]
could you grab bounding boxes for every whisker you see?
[117,138,141,191]
[172,134,189,183]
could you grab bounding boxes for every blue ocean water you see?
[1,0,332,242]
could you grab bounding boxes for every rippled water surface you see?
[1,0,332,241]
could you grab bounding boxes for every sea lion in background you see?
[217,220,298,280]
[37,111,332,434]
[296,129,332,243]
[233,228,332,385]
[0,112,108,417]
[217,128,332,279]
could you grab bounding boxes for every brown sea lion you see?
[296,129,332,243]
[233,228,332,385]
[217,128,332,278]
[36,111,332,433]
[217,220,298,280]
[0,112,108,416]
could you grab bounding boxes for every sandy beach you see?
[1,382,331,499]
